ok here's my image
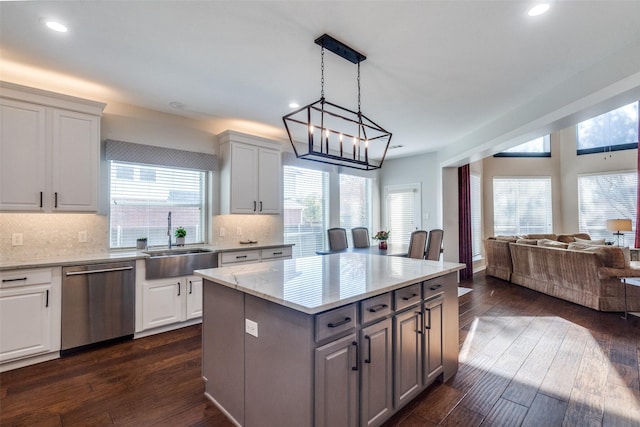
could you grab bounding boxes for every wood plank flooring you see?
[1,272,639,426]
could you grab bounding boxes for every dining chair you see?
[407,230,428,259]
[327,228,348,251]
[351,227,370,248]
[425,229,444,260]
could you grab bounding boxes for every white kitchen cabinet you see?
[140,277,185,330]
[217,245,292,267]
[219,130,282,215]
[0,82,105,212]
[0,267,61,371]
[186,276,203,320]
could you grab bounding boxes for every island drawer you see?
[261,246,292,260]
[0,268,53,288]
[219,250,260,265]
[315,304,356,342]
[423,277,446,299]
[360,293,391,324]
[394,283,422,311]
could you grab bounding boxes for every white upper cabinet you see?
[0,82,105,212]
[219,130,282,215]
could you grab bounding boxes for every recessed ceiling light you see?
[43,19,68,33]
[528,3,550,17]
[289,102,299,109]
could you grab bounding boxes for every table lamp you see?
[606,219,632,246]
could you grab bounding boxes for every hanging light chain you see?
[357,61,361,113]
[321,47,325,99]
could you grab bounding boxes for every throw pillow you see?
[557,234,576,243]
[537,239,569,249]
[516,238,538,245]
[575,237,605,245]
[526,233,557,240]
[495,235,519,242]
[567,242,596,251]
[582,246,629,269]
[572,233,591,241]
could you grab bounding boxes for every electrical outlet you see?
[245,319,258,337]
[236,226,242,236]
[219,227,225,237]
[11,233,23,246]
[78,231,88,243]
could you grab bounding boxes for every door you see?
[315,333,358,427]
[0,285,52,361]
[230,142,258,214]
[257,148,281,214]
[186,276,203,319]
[361,318,393,427]
[424,296,443,383]
[141,278,185,330]
[393,306,423,408]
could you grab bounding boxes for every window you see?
[494,135,551,157]
[109,161,206,249]
[470,173,482,258]
[339,174,372,246]
[578,172,637,245]
[577,101,639,155]
[384,184,421,245]
[493,178,552,236]
[283,165,329,257]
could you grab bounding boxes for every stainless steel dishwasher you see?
[61,261,135,354]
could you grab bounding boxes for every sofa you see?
[484,234,640,312]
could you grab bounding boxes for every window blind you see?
[339,174,372,246]
[386,184,420,245]
[493,177,552,236]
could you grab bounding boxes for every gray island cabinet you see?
[195,253,464,427]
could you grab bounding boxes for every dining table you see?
[315,243,409,257]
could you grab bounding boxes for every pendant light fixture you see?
[283,34,392,171]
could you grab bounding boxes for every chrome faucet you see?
[167,211,172,250]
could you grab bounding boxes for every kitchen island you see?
[195,253,464,427]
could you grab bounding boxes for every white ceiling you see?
[2,1,640,166]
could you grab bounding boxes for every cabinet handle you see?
[177,282,181,296]
[368,303,388,313]
[364,335,372,364]
[2,277,28,283]
[402,293,419,301]
[416,311,424,334]
[327,317,351,328]
[429,284,442,291]
[352,341,358,371]
[273,251,283,255]
[46,290,49,308]
[425,307,432,330]
[54,192,58,208]
[253,201,257,212]
[40,192,43,208]
[189,280,193,294]
[236,255,248,259]
[259,201,263,212]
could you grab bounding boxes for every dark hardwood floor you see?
[1,272,639,426]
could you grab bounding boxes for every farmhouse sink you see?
[144,248,216,279]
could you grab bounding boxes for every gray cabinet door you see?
[424,296,444,383]
[393,307,423,408]
[361,318,393,427]
[315,333,358,427]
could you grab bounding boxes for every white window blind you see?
[339,174,372,246]
[493,177,552,236]
[470,173,482,258]
[385,184,421,245]
[578,172,637,245]
[283,165,329,257]
[110,161,206,249]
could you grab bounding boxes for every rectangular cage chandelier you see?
[282,34,392,171]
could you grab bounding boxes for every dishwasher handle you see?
[65,266,134,276]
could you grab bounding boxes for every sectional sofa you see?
[484,233,640,312]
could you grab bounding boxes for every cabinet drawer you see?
[315,304,356,342]
[423,277,446,300]
[360,293,391,324]
[219,250,260,265]
[394,283,422,311]
[0,268,52,288]
[261,246,292,260]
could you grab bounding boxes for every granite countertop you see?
[195,253,465,314]
[0,242,294,270]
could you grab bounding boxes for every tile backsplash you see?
[211,215,282,245]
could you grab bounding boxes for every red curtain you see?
[458,164,473,281]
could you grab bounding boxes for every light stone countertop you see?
[0,242,294,271]
[195,253,465,314]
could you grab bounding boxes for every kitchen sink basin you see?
[144,248,216,279]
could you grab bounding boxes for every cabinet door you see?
[230,142,259,214]
[315,333,358,427]
[257,148,281,214]
[0,99,47,211]
[51,109,99,211]
[0,285,52,362]
[424,296,443,383]
[141,278,185,330]
[186,276,203,320]
[361,318,393,427]
[393,307,423,408]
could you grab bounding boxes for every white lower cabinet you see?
[0,268,61,371]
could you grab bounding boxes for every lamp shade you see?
[606,219,632,232]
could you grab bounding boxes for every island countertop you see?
[195,253,465,314]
